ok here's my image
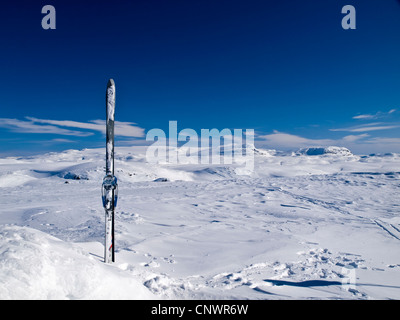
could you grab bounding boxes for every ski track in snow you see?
[0,146,400,299]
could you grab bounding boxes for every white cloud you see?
[352,109,397,120]
[0,118,93,136]
[257,130,335,149]
[26,117,104,132]
[330,123,400,132]
[348,125,399,132]
[0,117,145,138]
[341,134,369,142]
[352,114,375,120]
[113,121,145,138]
[51,138,76,143]
[365,137,400,144]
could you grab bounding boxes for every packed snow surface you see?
[0,146,399,299]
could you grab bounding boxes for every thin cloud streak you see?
[352,109,397,120]
[330,123,400,133]
[0,118,93,137]
[0,117,145,138]
[27,117,145,138]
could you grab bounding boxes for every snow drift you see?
[0,226,154,299]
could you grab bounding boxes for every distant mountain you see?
[297,146,353,156]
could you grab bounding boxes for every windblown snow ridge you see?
[0,226,154,300]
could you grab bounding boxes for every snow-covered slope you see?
[0,146,399,299]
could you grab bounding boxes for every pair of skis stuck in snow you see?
[102,79,118,263]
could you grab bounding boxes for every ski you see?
[102,79,118,263]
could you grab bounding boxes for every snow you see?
[0,146,399,299]
[0,226,154,299]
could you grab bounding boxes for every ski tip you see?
[107,79,115,88]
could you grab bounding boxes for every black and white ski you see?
[102,79,118,263]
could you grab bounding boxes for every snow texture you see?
[0,145,400,299]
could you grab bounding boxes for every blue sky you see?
[0,0,399,155]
